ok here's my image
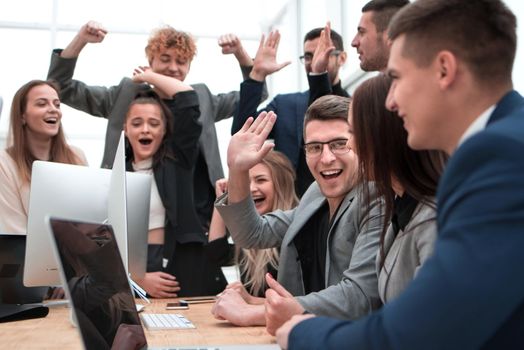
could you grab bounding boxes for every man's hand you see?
[61,20,107,58]
[218,33,252,66]
[227,111,276,172]
[276,314,315,350]
[136,272,180,298]
[211,289,266,326]
[311,22,336,74]
[264,273,305,335]
[78,20,107,44]
[250,30,291,82]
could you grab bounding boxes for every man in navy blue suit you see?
[275,0,524,349]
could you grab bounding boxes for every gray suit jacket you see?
[216,182,383,319]
[47,49,264,183]
[377,199,437,303]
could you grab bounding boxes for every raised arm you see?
[61,20,107,58]
[47,20,134,120]
[218,33,253,67]
[216,112,294,249]
[132,66,192,98]
[231,31,290,133]
[227,112,276,204]
[308,22,337,105]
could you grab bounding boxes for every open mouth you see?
[320,169,342,180]
[44,117,58,124]
[139,138,153,145]
[253,196,266,205]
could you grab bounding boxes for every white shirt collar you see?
[457,105,496,147]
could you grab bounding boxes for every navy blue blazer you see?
[288,90,524,350]
[231,78,348,169]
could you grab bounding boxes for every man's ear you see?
[338,51,348,65]
[435,50,457,90]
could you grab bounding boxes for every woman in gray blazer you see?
[349,74,447,302]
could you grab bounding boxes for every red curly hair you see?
[145,25,197,63]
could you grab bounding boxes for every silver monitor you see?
[24,135,151,287]
[109,132,149,280]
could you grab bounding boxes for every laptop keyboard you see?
[141,313,195,330]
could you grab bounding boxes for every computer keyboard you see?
[141,313,195,330]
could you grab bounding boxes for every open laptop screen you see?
[47,218,146,350]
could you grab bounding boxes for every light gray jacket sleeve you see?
[295,186,383,319]
[215,193,294,249]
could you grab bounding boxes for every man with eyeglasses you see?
[231,26,349,197]
[212,95,382,334]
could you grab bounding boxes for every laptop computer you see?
[47,217,279,350]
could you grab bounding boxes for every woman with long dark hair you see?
[349,74,447,302]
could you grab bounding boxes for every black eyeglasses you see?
[304,138,349,157]
[299,50,341,64]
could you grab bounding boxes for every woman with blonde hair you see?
[0,80,87,233]
[207,150,299,300]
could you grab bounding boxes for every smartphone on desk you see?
[166,301,189,310]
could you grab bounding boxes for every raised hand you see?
[227,111,276,172]
[218,33,252,66]
[61,20,107,58]
[264,273,305,335]
[311,21,336,74]
[250,30,291,82]
[218,34,243,55]
[78,20,107,45]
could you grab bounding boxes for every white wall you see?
[1,0,523,173]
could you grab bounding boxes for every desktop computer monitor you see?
[109,132,149,280]
[24,135,151,287]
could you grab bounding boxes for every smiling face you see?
[351,11,389,72]
[304,119,357,209]
[248,163,275,215]
[150,47,191,82]
[23,84,62,140]
[386,35,445,151]
[124,103,166,163]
